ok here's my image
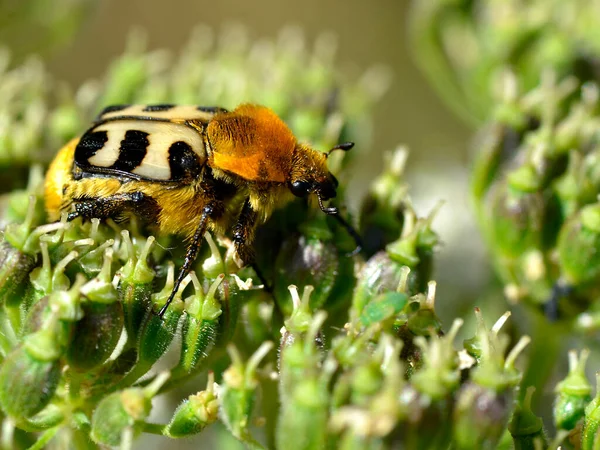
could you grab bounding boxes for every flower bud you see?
[558,203,600,288]
[277,314,336,450]
[219,342,273,447]
[0,196,41,306]
[0,240,37,306]
[118,264,184,387]
[116,233,156,342]
[554,349,592,432]
[0,312,64,419]
[279,303,326,399]
[405,281,442,336]
[509,387,547,450]
[352,207,438,320]
[163,372,219,438]
[66,248,124,371]
[174,273,223,376]
[91,372,169,446]
[273,214,340,316]
[410,318,462,407]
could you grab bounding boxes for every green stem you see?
[27,427,59,450]
[142,422,165,436]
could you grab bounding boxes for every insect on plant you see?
[45,103,361,316]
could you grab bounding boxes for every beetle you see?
[45,103,360,316]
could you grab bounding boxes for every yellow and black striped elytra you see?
[45,103,361,316]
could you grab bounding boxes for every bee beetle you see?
[45,104,360,316]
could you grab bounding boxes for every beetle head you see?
[288,142,353,207]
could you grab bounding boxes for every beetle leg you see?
[157,203,216,318]
[231,198,272,290]
[232,198,259,266]
[67,192,159,223]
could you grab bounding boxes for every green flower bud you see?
[353,206,438,320]
[277,311,337,450]
[116,232,156,342]
[66,248,124,371]
[484,184,548,260]
[558,203,600,288]
[0,240,36,307]
[411,319,462,399]
[273,214,339,316]
[201,233,227,280]
[118,264,184,387]
[466,308,530,395]
[0,196,43,307]
[405,281,442,336]
[163,372,219,438]
[0,344,61,418]
[175,273,223,376]
[276,359,336,450]
[283,284,316,335]
[554,349,592,431]
[279,308,327,401]
[352,253,408,320]
[220,342,273,447]
[509,387,547,450]
[91,372,169,446]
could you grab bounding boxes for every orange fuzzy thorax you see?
[206,104,297,183]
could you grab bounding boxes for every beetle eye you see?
[290,180,311,197]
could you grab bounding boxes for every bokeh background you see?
[2,0,491,447]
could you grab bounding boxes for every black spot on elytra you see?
[98,105,130,117]
[143,104,175,112]
[75,130,109,165]
[111,130,149,172]
[197,106,228,114]
[169,141,202,180]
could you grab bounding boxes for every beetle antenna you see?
[326,142,354,158]
[317,194,362,255]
